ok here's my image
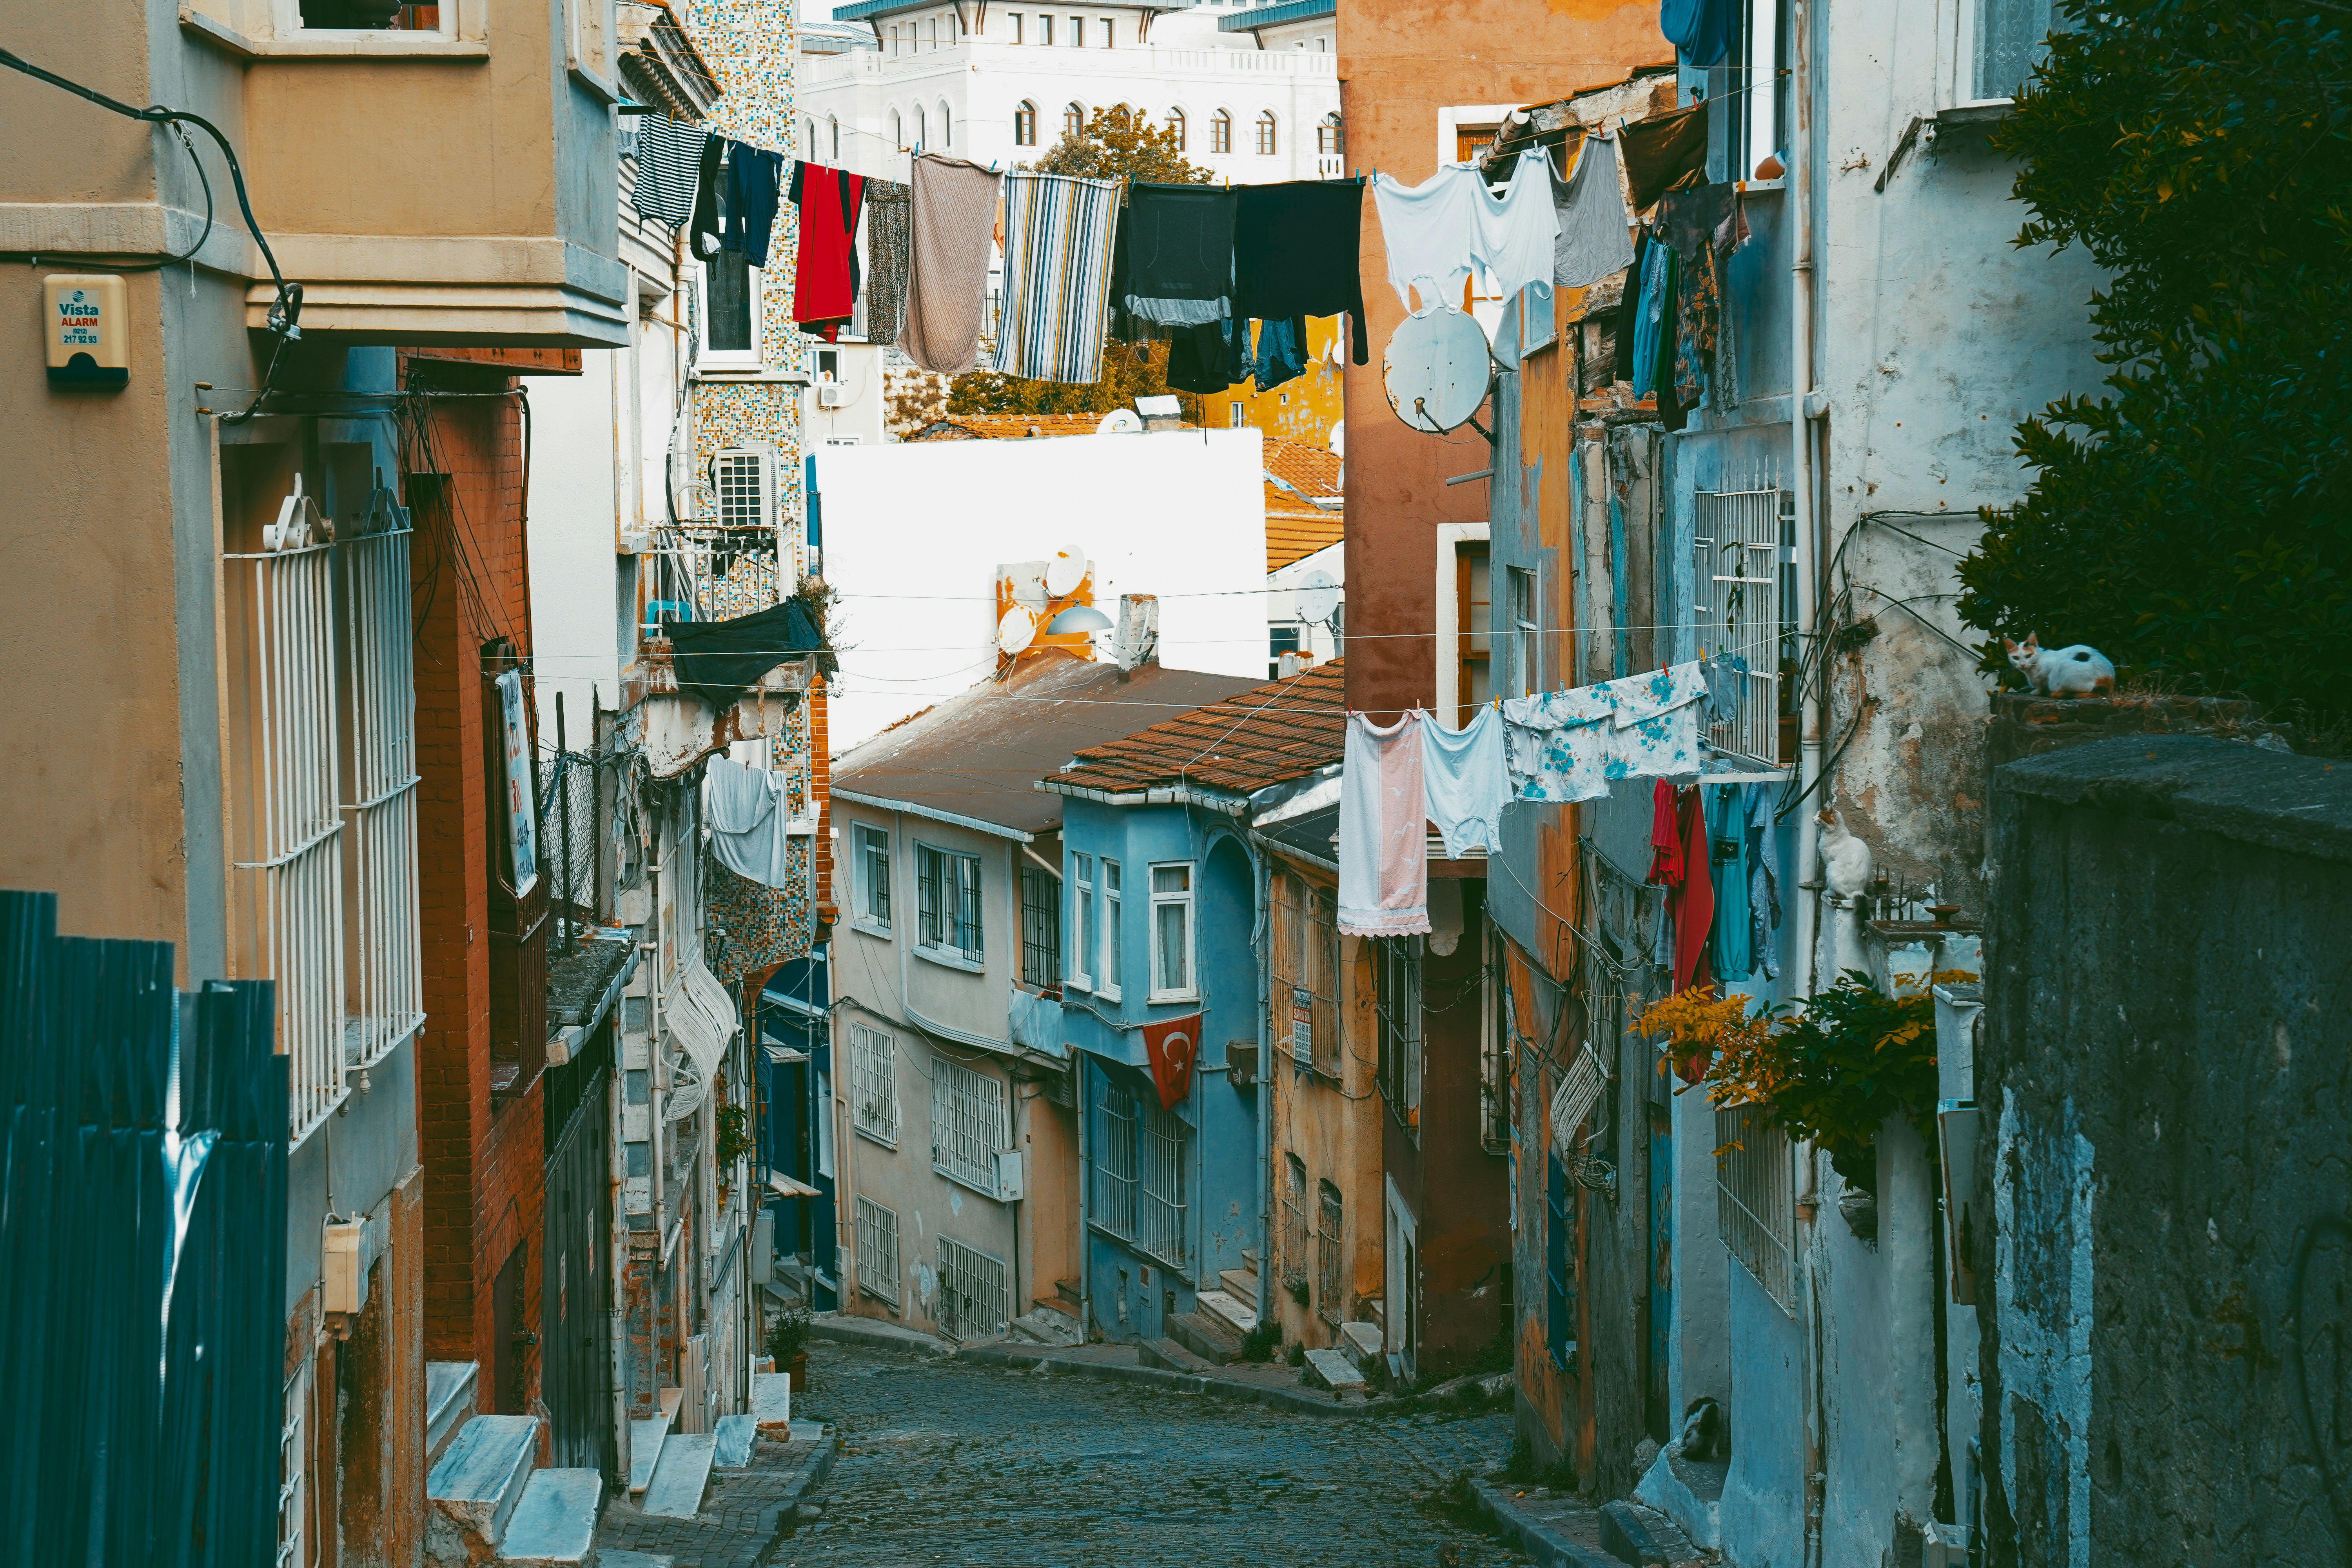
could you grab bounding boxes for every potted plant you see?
[766,1303,811,1391]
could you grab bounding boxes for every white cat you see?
[1817,808,1873,907]
[2002,633,2117,698]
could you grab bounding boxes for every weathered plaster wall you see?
[1978,737,2352,1568]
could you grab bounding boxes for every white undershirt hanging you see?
[1372,149,1561,315]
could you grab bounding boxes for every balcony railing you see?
[804,38,1338,82]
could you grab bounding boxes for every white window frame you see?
[914,840,985,970]
[1147,860,1197,1003]
[1508,564,1541,697]
[690,250,764,374]
[1255,110,1278,156]
[1952,0,2058,109]
[855,1194,902,1306]
[848,1020,899,1145]
[1098,856,1123,1001]
[1068,851,1096,990]
[816,1066,836,1178]
[852,822,892,935]
[931,1055,1011,1196]
[938,100,953,148]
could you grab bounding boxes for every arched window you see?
[1210,109,1233,155]
[830,114,840,161]
[914,104,927,149]
[890,108,902,148]
[1165,107,1187,151]
[1064,102,1084,138]
[805,117,816,158]
[939,100,953,147]
[1317,113,1342,155]
[1255,110,1278,156]
[1014,100,1038,146]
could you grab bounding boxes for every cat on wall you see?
[2001,633,2117,698]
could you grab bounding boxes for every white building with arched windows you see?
[795,0,1341,186]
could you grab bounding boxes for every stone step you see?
[1033,1293,1080,1323]
[495,1468,601,1567]
[1012,1307,1086,1348]
[1601,1499,1698,1566]
[1196,1289,1258,1338]
[1218,1266,1259,1303]
[1167,1310,1242,1367]
[1138,1336,1213,1375]
[751,1371,793,1435]
[425,1363,479,1470]
[1054,1276,1081,1307]
[1338,1320,1385,1376]
[1241,1247,1258,1272]
[626,1411,671,1496]
[1303,1347,1370,1400]
[712,1413,758,1469]
[426,1414,540,1564]
[1363,1296,1385,1334]
[640,1431,717,1520]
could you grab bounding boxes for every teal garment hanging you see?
[1709,782,1753,981]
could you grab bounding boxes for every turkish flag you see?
[1139,1013,1201,1111]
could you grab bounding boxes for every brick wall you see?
[403,359,547,1416]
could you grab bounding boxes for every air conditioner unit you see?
[323,1210,385,1317]
[817,383,850,409]
[711,448,775,532]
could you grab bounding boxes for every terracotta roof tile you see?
[1265,438,1342,499]
[907,414,1114,441]
[1266,487,1344,572]
[1046,659,1345,800]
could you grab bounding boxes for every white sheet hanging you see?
[1372,150,1561,316]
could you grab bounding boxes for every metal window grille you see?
[916,844,982,957]
[1316,1181,1343,1328]
[1716,1102,1796,1313]
[936,1235,1010,1341]
[277,1356,310,1568]
[1280,1154,1309,1286]
[1020,863,1061,988]
[1693,488,1788,767]
[1375,937,1423,1129]
[849,1022,898,1142]
[227,542,348,1142]
[1480,935,1512,1154]
[1096,1081,1138,1237]
[855,1195,900,1305]
[1093,1080,1186,1267]
[338,526,423,1073]
[534,746,599,954]
[856,825,891,927]
[931,1055,1007,1192]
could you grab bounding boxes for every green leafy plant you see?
[1239,1320,1281,1363]
[1957,0,2352,722]
[715,1102,753,1167]
[1287,1278,1310,1308]
[765,1303,811,1366]
[1285,1341,1307,1368]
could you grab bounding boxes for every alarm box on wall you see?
[45,274,129,390]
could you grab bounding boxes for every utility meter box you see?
[323,1210,385,1316]
[45,274,129,389]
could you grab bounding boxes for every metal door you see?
[541,1069,613,1472]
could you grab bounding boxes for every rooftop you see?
[1265,438,1341,500]
[832,655,1261,838]
[905,414,1118,441]
[1044,659,1343,802]
[1218,0,1334,31]
[1266,486,1343,572]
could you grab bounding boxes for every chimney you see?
[1278,651,1302,679]
[1115,594,1160,672]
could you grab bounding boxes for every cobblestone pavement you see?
[597,1433,835,1568]
[775,1340,1529,1568]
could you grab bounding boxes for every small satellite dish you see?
[997,606,1038,655]
[1384,306,1492,434]
[1096,408,1142,435]
[1044,552,1086,598]
[1133,394,1181,419]
[1492,289,1525,371]
[1329,420,1345,458]
[1296,567,1340,626]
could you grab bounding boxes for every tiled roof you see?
[1046,659,1344,801]
[1266,486,1343,572]
[1265,438,1341,499]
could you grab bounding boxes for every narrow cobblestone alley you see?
[774,1341,1530,1567]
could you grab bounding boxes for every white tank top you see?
[1372,149,1561,316]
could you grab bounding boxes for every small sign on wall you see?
[45,274,128,389]
[495,670,540,895]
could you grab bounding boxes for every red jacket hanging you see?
[790,161,865,341]
[1668,783,1715,996]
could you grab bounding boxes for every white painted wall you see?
[1264,537,1343,673]
[815,428,1269,753]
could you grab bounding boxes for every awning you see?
[768,1170,821,1199]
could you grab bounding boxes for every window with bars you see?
[277,1356,310,1568]
[1692,488,1790,768]
[855,1195,901,1305]
[936,1235,1011,1340]
[931,1055,1009,1194]
[1716,1102,1795,1312]
[1277,874,1341,1075]
[1093,1078,1187,1267]
[1280,1153,1309,1287]
[1480,933,1512,1154]
[1020,862,1061,989]
[915,842,983,962]
[849,1021,898,1144]
[853,823,891,932]
[1316,1180,1343,1327]
[338,524,423,1077]
[1374,937,1423,1132]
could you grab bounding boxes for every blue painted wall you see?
[760,946,837,1308]
[1056,797,1262,1342]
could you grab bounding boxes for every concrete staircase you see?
[1011,1292,1086,1348]
[1167,1305,1244,1365]
[426,1363,479,1470]
[627,1387,684,1499]
[425,1411,602,1567]
[621,1375,790,1524]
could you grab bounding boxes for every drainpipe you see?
[1252,839,1274,1328]
[1078,1048,1092,1339]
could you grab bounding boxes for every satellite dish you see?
[1296,567,1340,626]
[1329,420,1345,458]
[1384,306,1492,434]
[1044,552,1087,598]
[997,606,1038,655]
[1096,408,1142,434]
[1492,289,1525,371]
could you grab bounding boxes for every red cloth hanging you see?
[1668,784,1716,995]
[791,161,865,341]
[1647,778,1683,885]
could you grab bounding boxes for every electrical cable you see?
[1,44,303,422]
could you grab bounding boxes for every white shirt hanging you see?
[1372,149,1561,315]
